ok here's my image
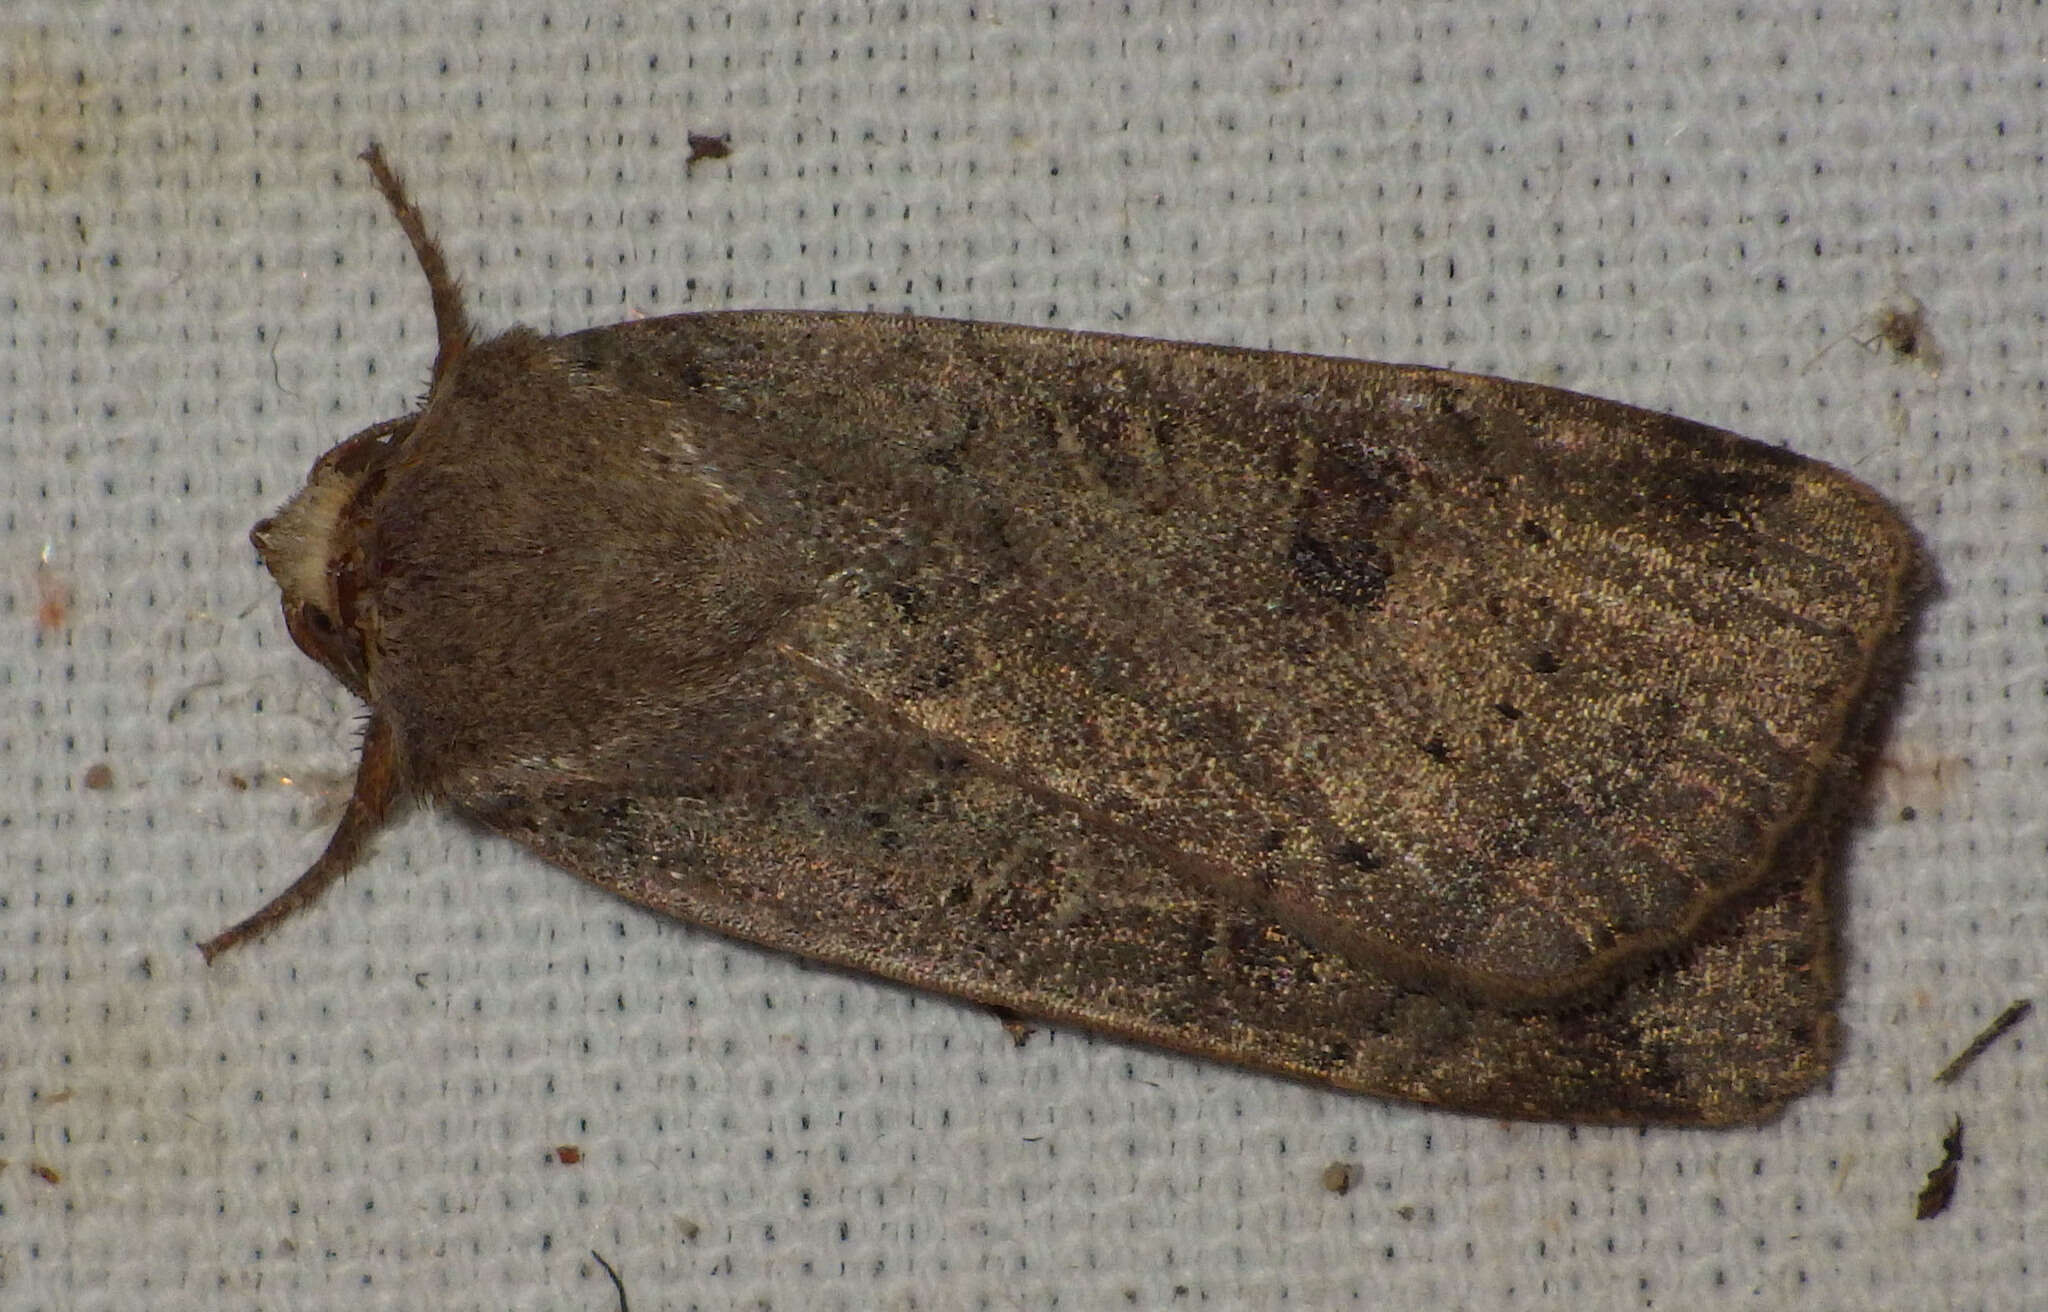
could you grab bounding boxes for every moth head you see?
[251,418,407,701]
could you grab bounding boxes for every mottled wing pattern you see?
[445,314,1915,1124]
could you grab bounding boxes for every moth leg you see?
[358,141,473,389]
[199,713,404,962]
[985,1004,1040,1048]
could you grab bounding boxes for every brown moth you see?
[210,145,1921,1126]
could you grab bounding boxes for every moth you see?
[210,146,1921,1126]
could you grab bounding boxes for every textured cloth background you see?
[4,3,2042,1309]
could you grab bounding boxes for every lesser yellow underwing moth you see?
[210,145,1922,1126]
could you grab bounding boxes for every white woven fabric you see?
[4,4,2040,1308]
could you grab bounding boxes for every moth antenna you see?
[200,713,404,962]
[359,141,473,389]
